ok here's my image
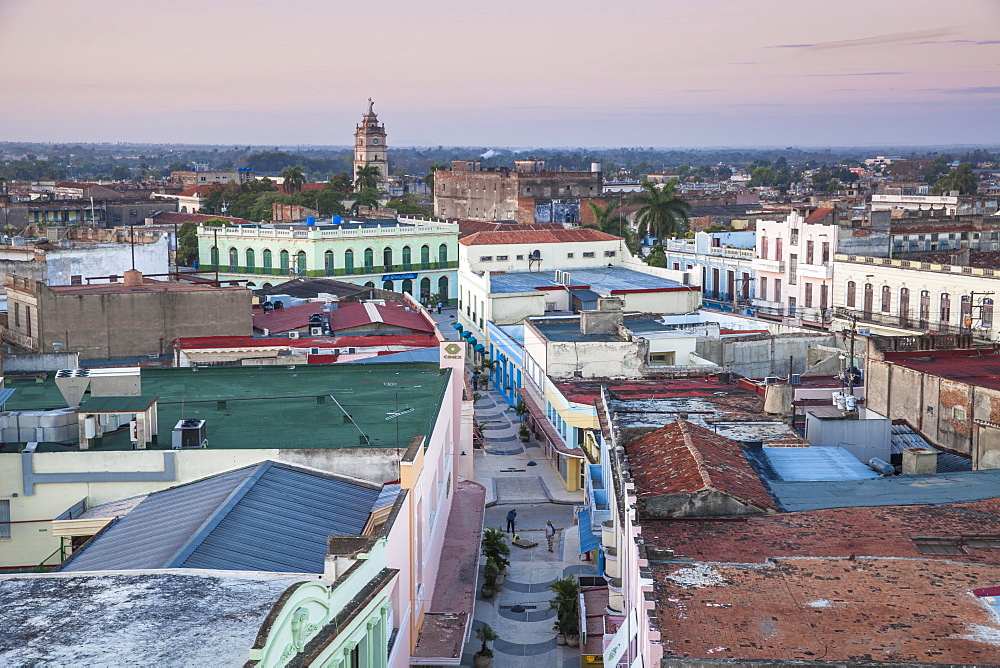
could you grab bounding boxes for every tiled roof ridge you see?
[678,419,714,492]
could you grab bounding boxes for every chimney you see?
[579,297,624,336]
[902,448,938,475]
[123,269,143,287]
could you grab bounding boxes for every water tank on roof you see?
[333,215,342,225]
[306,216,316,226]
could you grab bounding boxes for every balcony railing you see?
[755,258,785,273]
[832,306,974,336]
[198,261,458,277]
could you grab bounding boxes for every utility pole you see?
[847,314,858,399]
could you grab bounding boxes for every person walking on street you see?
[545,520,556,552]
[436,301,443,314]
[506,508,517,534]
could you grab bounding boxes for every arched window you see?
[438,275,449,301]
[344,249,355,274]
[402,245,412,269]
[420,276,431,299]
[940,293,951,331]
[296,250,307,274]
[919,290,930,328]
[438,243,448,264]
[402,279,413,294]
[227,248,238,272]
[383,280,394,291]
[846,281,856,308]
[263,249,273,272]
[210,246,219,268]
[984,298,994,329]
[325,250,335,275]
[864,283,873,317]
[363,248,374,271]
[383,246,393,268]
[262,282,273,289]
[420,244,430,268]
[364,281,375,288]
[246,248,255,272]
[881,285,891,313]
[962,295,973,330]
[280,250,290,274]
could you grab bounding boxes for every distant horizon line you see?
[3,140,1000,152]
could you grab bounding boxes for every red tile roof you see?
[46,280,241,295]
[456,220,565,238]
[176,333,438,350]
[642,498,1000,565]
[628,419,776,513]
[327,302,435,334]
[653,558,1000,663]
[278,183,327,195]
[458,228,621,246]
[252,302,324,333]
[804,207,834,224]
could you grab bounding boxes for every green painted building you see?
[197,217,459,302]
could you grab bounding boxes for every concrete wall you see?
[640,488,769,518]
[2,352,78,372]
[7,281,252,359]
[696,332,840,377]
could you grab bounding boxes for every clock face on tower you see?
[372,139,379,145]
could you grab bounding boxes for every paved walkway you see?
[462,383,593,667]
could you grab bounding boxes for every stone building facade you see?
[434,159,602,223]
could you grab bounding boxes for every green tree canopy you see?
[749,167,777,187]
[629,180,691,245]
[584,200,637,254]
[933,163,978,195]
[280,165,306,194]
[351,187,380,212]
[354,164,382,192]
[175,222,199,266]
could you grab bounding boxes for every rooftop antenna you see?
[330,393,371,446]
[129,223,136,270]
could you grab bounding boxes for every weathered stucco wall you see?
[696,333,840,377]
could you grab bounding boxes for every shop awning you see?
[451,322,464,331]
[516,388,584,459]
[576,506,601,553]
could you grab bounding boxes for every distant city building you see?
[169,168,255,189]
[434,159,603,223]
[354,98,389,187]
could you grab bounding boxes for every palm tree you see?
[547,576,581,639]
[630,180,691,246]
[351,187,379,212]
[585,200,637,254]
[281,166,306,194]
[354,164,382,191]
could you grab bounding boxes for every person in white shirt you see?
[545,520,556,552]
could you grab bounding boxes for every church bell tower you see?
[353,98,388,188]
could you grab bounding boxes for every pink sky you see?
[1,0,998,146]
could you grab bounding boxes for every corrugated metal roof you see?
[60,462,384,574]
[890,424,973,473]
[0,388,17,407]
[763,446,880,482]
[60,466,255,572]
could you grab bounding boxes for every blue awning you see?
[451,322,464,331]
[461,331,473,339]
[577,506,601,553]
[474,344,486,353]
[467,337,478,346]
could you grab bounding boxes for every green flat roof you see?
[77,395,159,413]
[2,364,449,453]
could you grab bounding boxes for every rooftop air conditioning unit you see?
[310,326,324,336]
[288,331,300,339]
[764,376,780,385]
[310,347,320,355]
[172,419,206,449]
[790,374,802,385]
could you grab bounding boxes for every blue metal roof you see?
[763,446,880,482]
[344,347,439,364]
[577,506,601,553]
[60,461,384,575]
[0,388,17,407]
[488,266,686,295]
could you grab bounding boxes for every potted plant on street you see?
[519,423,530,442]
[548,576,581,647]
[473,623,500,667]
[480,527,510,597]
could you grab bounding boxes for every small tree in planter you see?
[481,557,500,599]
[479,358,498,389]
[473,623,500,667]
[482,527,511,575]
[519,423,530,442]
[548,576,581,647]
